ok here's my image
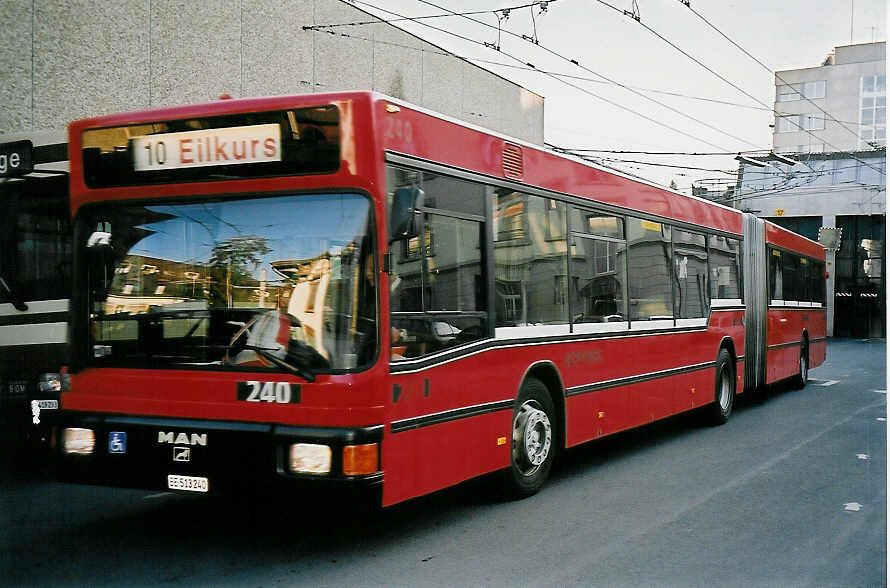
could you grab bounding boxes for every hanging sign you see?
[0,140,33,177]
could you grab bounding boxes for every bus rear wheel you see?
[793,345,808,389]
[503,377,555,499]
[705,348,734,426]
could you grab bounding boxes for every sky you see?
[350,0,886,194]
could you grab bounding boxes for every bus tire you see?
[503,377,556,499]
[705,349,734,426]
[792,344,808,389]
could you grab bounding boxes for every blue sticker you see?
[108,431,127,453]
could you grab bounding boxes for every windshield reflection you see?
[84,193,376,372]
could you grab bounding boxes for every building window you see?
[777,84,799,102]
[803,115,825,130]
[777,116,798,133]
[776,80,826,102]
[795,143,825,153]
[860,75,886,149]
[777,114,824,132]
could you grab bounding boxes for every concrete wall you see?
[0,0,544,146]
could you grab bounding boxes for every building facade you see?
[1,0,545,148]
[736,42,886,338]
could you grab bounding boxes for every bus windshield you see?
[81,193,377,374]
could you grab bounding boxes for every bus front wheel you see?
[503,377,556,499]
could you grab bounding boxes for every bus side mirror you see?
[87,230,111,249]
[389,187,424,242]
[86,230,114,288]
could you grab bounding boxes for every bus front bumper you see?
[53,413,383,495]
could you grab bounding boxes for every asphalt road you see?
[1,339,885,587]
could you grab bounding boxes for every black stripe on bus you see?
[766,338,826,350]
[0,341,66,356]
[390,399,514,433]
[767,341,803,350]
[565,361,716,397]
[0,311,68,327]
[390,326,709,374]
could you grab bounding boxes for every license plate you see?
[35,400,59,410]
[167,474,209,493]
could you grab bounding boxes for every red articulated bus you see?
[55,92,826,506]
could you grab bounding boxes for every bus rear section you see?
[742,215,827,392]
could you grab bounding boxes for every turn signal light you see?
[342,443,379,476]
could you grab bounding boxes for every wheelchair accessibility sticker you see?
[108,431,127,453]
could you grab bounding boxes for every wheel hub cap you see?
[513,403,552,471]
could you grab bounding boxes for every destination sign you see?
[131,124,281,172]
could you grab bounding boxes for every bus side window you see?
[387,165,488,360]
[672,229,708,319]
[769,249,783,302]
[627,218,673,321]
[493,192,569,326]
[708,235,741,302]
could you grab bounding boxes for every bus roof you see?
[763,219,825,260]
[68,90,757,239]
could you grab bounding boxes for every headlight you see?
[38,370,69,393]
[63,428,95,455]
[38,373,61,393]
[288,443,331,474]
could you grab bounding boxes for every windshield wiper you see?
[0,276,27,311]
[240,345,316,382]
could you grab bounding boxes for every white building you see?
[736,42,886,338]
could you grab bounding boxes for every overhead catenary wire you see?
[551,147,770,156]
[303,24,773,113]
[310,1,883,190]
[309,0,758,152]
[304,25,743,189]
[362,0,883,185]
[588,0,885,176]
[304,1,559,29]
[563,147,885,201]
[549,149,739,174]
[408,0,762,149]
[677,1,868,144]
[732,182,885,205]
[590,0,766,107]
[455,60,774,112]
[424,0,881,177]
